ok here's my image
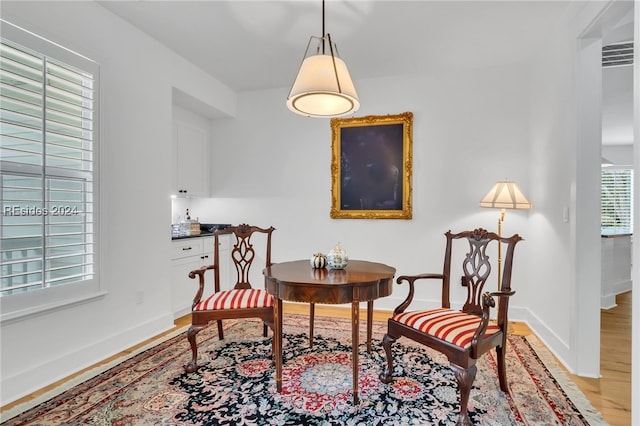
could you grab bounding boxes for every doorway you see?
[576,0,636,422]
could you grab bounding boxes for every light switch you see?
[563,207,569,223]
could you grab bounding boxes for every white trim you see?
[0,290,106,325]
[0,312,174,409]
[0,19,102,315]
[631,1,639,423]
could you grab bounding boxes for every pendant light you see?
[287,0,359,118]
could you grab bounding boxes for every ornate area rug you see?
[1,315,606,425]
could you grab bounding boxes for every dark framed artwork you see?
[330,112,413,219]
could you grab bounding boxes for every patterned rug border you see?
[523,334,607,425]
[1,317,607,425]
[1,325,190,423]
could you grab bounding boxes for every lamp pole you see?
[497,208,505,290]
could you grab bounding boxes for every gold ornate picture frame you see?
[330,112,413,219]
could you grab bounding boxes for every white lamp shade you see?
[480,181,532,210]
[287,54,359,118]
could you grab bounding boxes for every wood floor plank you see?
[560,291,632,425]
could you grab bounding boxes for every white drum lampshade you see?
[287,52,359,118]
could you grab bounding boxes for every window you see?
[601,168,634,232]
[1,21,99,312]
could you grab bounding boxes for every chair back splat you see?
[380,228,522,426]
[184,224,275,374]
[454,229,501,315]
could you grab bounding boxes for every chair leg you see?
[379,333,397,383]
[366,300,373,353]
[262,319,275,360]
[271,329,275,361]
[496,344,509,393]
[185,324,203,373]
[217,319,224,340]
[450,363,477,426]
[309,303,315,348]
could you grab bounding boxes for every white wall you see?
[192,66,534,314]
[0,1,236,404]
[602,62,634,147]
[602,143,634,166]
[526,0,635,379]
[526,14,578,369]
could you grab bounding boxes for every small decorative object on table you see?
[326,242,348,270]
[310,253,327,269]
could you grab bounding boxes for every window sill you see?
[0,291,107,326]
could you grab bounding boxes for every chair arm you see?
[393,273,445,315]
[486,289,515,327]
[469,290,516,358]
[486,290,516,301]
[188,264,216,308]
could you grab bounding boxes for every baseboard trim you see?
[1,313,175,408]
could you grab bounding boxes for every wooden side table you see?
[264,259,395,404]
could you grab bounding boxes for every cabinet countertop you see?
[172,232,213,240]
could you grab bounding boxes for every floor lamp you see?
[480,181,531,290]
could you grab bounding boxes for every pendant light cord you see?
[321,0,326,54]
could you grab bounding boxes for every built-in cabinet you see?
[171,235,230,318]
[172,116,210,198]
[601,233,633,309]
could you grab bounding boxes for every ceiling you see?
[98,0,634,146]
[98,0,569,92]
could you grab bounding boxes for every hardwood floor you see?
[563,291,632,426]
[2,295,632,425]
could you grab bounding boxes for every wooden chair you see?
[380,228,523,426]
[184,224,275,373]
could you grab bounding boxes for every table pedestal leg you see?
[351,300,359,405]
[274,297,283,393]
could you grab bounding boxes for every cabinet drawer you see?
[172,238,204,260]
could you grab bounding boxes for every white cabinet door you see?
[600,235,632,309]
[171,237,208,318]
[216,235,232,291]
[173,120,210,197]
[171,254,202,318]
[171,235,234,318]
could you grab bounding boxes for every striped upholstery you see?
[392,308,500,349]
[194,289,274,311]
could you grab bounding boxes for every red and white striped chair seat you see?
[392,308,500,349]
[194,289,274,311]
